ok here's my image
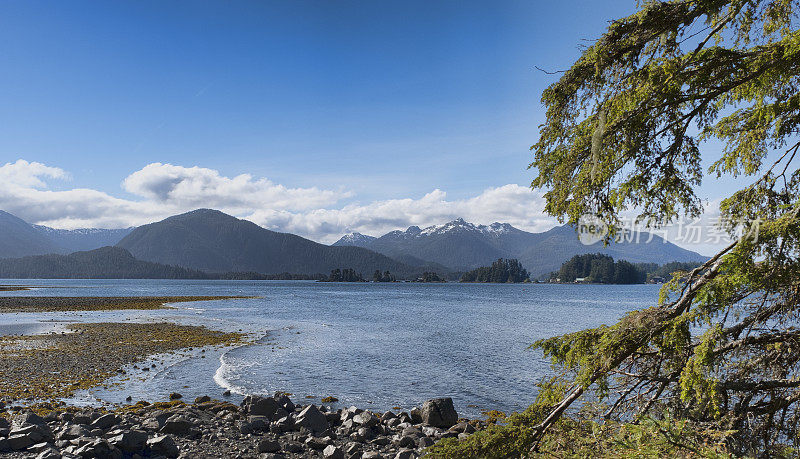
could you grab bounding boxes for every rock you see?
[395,449,417,459]
[0,438,8,453]
[223,390,231,397]
[108,429,148,452]
[420,398,458,428]
[90,413,119,430]
[418,437,435,448]
[372,436,391,446]
[381,411,397,422]
[273,407,289,420]
[194,395,211,404]
[239,416,269,434]
[169,392,183,400]
[72,414,91,425]
[283,441,304,453]
[141,418,161,431]
[257,438,281,453]
[160,415,192,435]
[0,417,8,429]
[242,395,281,419]
[296,405,328,434]
[8,424,53,450]
[385,418,401,428]
[8,433,35,451]
[147,435,180,458]
[35,446,61,459]
[13,411,47,428]
[305,436,331,450]
[357,426,375,440]
[274,392,295,411]
[324,444,345,459]
[394,435,416,448]
[362,452,383,459]
[401,426,423,438]
[58,424,89,441]
[341,419,356,432]
[353,412,379,427]
[409,407,422,424]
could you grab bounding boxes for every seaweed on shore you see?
[0,322,243,402]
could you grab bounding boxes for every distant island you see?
[320,268,366,282]
[460,259,530,283]
[550,253,701,284]
[415,271,445,283]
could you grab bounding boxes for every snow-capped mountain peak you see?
[332,232,377,246]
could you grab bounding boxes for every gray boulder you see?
[109,429,148,452]
[324,444,345,459]
[353,412,379,427]
[147,435,180,458]
[90,413,119,430]
[297,405,328,434]
[242,395,281,419]
[421,398,458,428]
[257,438,281,453]
[160,415,192,435]
[7,433,34,451]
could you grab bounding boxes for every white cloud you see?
[122,163,345,211]
[0,159,69,188]
[0,160,350,229]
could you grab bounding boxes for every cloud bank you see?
[0,159,555,243]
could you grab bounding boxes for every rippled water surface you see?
[0,279,660,417]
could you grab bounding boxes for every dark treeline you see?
[635,261,703,281]
[0,247,210,279]
[460,258,529,283]
[321,268,365,282]
[416,271,445,282]
[553,254,702,284]
[372,270,396,282]
[218,272,324,281]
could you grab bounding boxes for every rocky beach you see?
[0,393,479,458]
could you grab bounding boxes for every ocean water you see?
[0,279,660,417]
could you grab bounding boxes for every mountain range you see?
[0,209,706,279]
[0,210,133,256]
[116,209,417,276]
[332,218,706,277]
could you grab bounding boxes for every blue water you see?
[0,280,660,417]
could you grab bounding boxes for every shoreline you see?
[0,295,253,313]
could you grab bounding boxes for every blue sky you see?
[0,1,732,252]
